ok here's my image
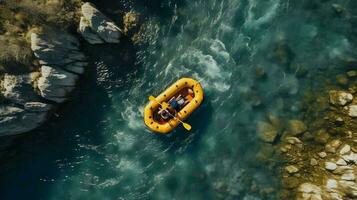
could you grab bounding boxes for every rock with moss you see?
[123,12,141,37]
[288,120,307,136]
[79,2,122,44]
[314,129,330,144]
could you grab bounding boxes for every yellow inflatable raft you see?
[144,78,204,134]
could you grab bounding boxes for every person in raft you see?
[168,96,183,110]
[158,109,170,120]
[184,89,194,104]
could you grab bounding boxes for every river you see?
[1,0,357,199]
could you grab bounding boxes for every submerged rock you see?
[123,12,140,36]
[329,90,353,106]
[79,2,122,44]
[336,74,349,86]
[314,129,330,144]
[257,121,278,143]
[288,120,307,136]
[332,4,344,14]
[272,41,295,65]
[285,165,299,174]
[347,70,357,77]
[31,32,87,103]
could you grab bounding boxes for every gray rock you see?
[318,152,327,158]
[31,32,86,103]
[79,2,122,44]
[329,90,353,106]
[288,119,307,135]
[333,166,353,175]
[37,66,78,103]
[341,172,355,181]
[325,162,337,171]
[325,179,338,190]
[310,158,318,166]
[31,33,85,66]
[336,158,347,166]
[0,105,49,137]
[339,144,351,155]
[342,152,357,164]
[285,165,299,174]
[348,105,357,117]
[325,139,342,153]
[0,73,53,137]
[78,17,103,44]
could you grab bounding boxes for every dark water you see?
[1,0,357,199]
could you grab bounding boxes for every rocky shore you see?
[0,1,140,137]
[257,69,357,199]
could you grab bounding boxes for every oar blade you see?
[182,123,192,131]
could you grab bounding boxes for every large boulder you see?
[257,121,278,143]
[31,32,87,103]
[288,120,307,136]
[0,73,53,136]
[37,66,78,103]
[79,2,122,44]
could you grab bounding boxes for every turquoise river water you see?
[1,0,357,199]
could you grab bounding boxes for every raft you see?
[144,78,204,134]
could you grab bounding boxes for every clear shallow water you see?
[1,0,357,199]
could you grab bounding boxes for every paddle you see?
[148,96,192,131]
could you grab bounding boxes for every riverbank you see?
[256,67,357,199]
